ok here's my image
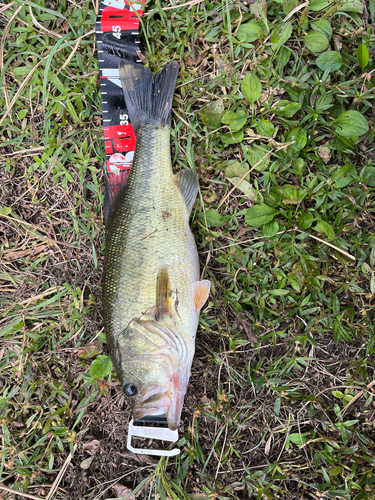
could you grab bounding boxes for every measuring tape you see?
[95,0,180,457]
[96,0,144,196]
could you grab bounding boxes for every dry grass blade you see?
[45,444,77,500]
[296,230,356,261]
[0,485,45,500]
[28,5,62,38]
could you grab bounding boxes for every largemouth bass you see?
[102,60,210,430]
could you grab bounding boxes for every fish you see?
[102,60,210,431]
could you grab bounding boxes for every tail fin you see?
[119,60,179,134]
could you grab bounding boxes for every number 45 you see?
[112,25,121,39]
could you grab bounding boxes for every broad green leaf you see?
[311,20,332,39]
[222,110,247,132]
[310,0,332,10]
[340,0,363,13]
[250,0,268,30]
[248,144,270,171]
[282,0,299,15]
[225,161,250,181]
[204,209,230,227]
[221,129,244,144]
[90,355,113,379]
[200,108,221,129]
[256,119,274,137]
[357,43,369,70]
[288,433,307,445]
[77,341,102,360]
[80,456,94,469]
[236,21,262,43]
[245,203,276,228]
[241,74,262,105]
[332,164,355,188]
[361,166,375,186]
[332,391,344,398]
[292,158,306,176]
[270,22,293,51]
[330,466,342,476]
[333,110,369,137]
[273,100,301,117]
[287,128,307,153]
[298,211,314,230]
[279,184,303,204]
[304,31,329,53]
[227,177,259,200]
[316,51,343,72]
[263,220,279,237]
[315,220,335,240]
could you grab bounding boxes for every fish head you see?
[117,317,193,430]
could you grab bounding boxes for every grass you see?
[1,0,375,498]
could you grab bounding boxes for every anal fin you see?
[173,170,199,216]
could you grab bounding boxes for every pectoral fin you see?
[156,267,173,320]
[193,280,211,312]
[174,170,199,216]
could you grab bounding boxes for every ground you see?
[1,0,375,499]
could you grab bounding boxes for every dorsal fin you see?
[156,267,173,320]
[173,170,199,216]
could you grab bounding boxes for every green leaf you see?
[332,390,344,398]
[0,206,12,216]
[273,100,301,117]
[221,129,244,144]
[241,74,262,105]
[227,177,259,200]
[311,20,332,39]
[287,128,307,153]
[250,0,268,30]
[226,161,250,181]
[333,110,369,137]
[90,355,113,379]
[361,166,375,186]
[204,209,230,227]
[315,220,335,240]
[370,0,375,23]
[222,110,247,132]
[357,43,369,70]
[236,21,262,43]
[200,108,221,129]
[332,164,355,188]
[330,466,342,477]
[304,31,329,53]
[248,144,270,171]
[270,22,293,51]
[256,119,274,137]
[263,220,279,238]
[289,433,307,445]
[282,0,299,15]
[310,0,332,10]
[245,203,276,228]
[316,51,343,72]
[77,342,102,360]
[298,211,314,230]
[339,0,363,13]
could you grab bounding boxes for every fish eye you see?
[124,383,138,397]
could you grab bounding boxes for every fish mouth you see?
[132,371,188,431]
